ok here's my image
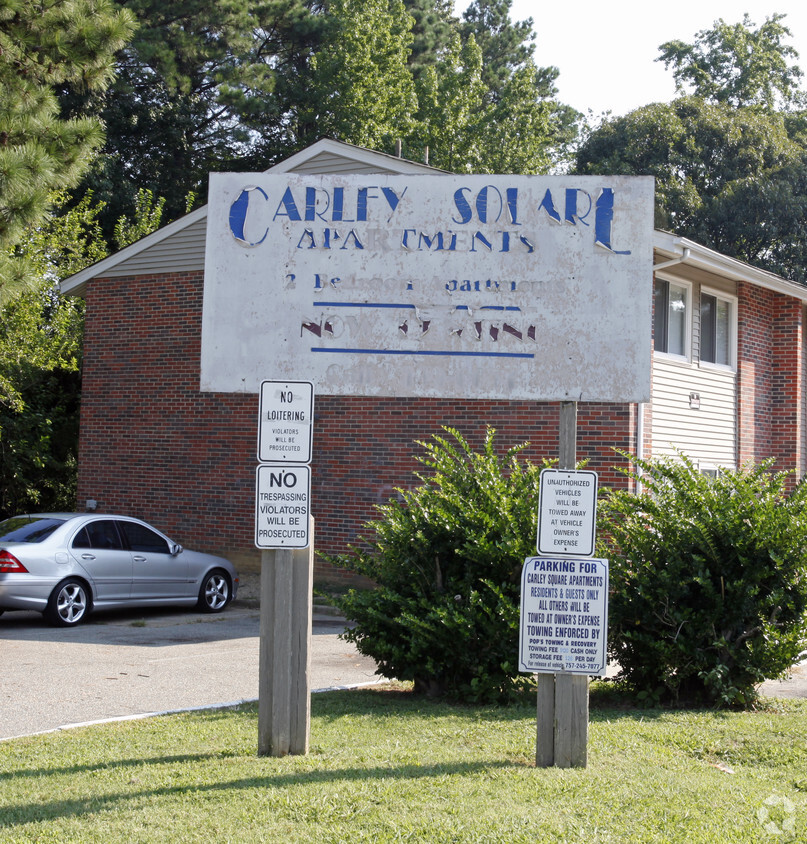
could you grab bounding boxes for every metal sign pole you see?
[536,401,589,768]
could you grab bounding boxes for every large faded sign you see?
[201,173,654,401]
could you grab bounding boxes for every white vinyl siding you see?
[652,356,737,469]
[286,151,404,175]
[103,216,208,278]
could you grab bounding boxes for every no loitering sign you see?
[258,380,314,463]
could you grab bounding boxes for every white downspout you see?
[652,247,691,272]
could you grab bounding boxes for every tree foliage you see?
[658,13,804,110]
[402,0,455,79]
[333,428,552,703]
[303,0,417,150]
[599,454,807,707]
[71,0,325,233]
[0,0,134,298]
[576,97,799,250]
[0,188,173,517]
[0,283,83,516]
[575,13,807,281]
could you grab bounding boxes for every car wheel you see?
[45,578,90,627]
[198,569,231,613]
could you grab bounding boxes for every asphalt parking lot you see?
[2,599,804,742]
[0,602,382,741]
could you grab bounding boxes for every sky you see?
[486,1,807,117]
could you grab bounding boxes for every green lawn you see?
[1,686,805,843]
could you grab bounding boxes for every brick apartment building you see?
[61,140,807,576]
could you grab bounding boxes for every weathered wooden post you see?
[536,401,589,768]
[258,522,313,756]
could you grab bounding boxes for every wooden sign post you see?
[536,401,589,768]
[258,530,313,756]
[255,380,315,757]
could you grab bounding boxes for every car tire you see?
[197,569,231,613]
[45,578,90,627]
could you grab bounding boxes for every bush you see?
[599,453,807,707]
[331,428,551,703]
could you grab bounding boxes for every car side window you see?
[72,520,123,550]
[118,521,170,554]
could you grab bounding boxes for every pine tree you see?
[0,0,134,300]
[76,0,328,235]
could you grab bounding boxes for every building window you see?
[700,292,734,367]
[654,278,689,358]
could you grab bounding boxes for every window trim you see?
[653,274,692,363]
[699,286,737,372]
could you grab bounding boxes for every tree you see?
[0,0,134,299]
[73,0,327,235]
[658,13,804,110]
[402,0,456,79]
[575,97,798,239]
[74,0,578,237]
[458,0,579,171]
[0,192,100,515]
[460,0,534,99]
[0,187,176,517]
[302,0,418,150]
[410,34,488,171]
[575,14,807,279]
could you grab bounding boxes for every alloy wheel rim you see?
[58,584,87,623]
[205,575,228,610]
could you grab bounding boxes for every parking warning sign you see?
[519,556,609,675]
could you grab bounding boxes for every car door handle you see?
[133,556,147,563]
[80,553,96,561]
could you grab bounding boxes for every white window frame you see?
[699,286,737,372]
[653,274,692,363]
[698,464,721,479]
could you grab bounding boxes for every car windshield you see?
[0,516,66,543]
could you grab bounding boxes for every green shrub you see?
[599,453,807,707]
[331,428,551,703]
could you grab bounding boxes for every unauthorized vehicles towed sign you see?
[537,468,598,556]
[519,557,609,675]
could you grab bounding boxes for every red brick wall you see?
[737,282,803,477]
[77,271,639,574]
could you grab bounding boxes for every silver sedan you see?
[0,513,239,626]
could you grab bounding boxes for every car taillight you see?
[0,550,28,573]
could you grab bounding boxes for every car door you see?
[69,519,133,601]
[118,520,191,599]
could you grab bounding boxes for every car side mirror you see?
[170,544,183,556]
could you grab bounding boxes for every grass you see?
[1,685,806,843]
